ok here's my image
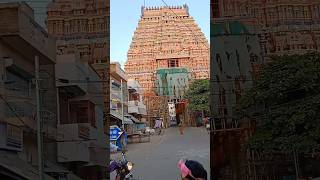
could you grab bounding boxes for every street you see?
[110,127,210,180]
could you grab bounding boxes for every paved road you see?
[110,127,210,180]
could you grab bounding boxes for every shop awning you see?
[125,115,140,123]
[110,110,133,124]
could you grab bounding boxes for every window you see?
[69,100,96,127]
[168,59,179,67]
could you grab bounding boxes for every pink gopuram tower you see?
[125,5,210,95]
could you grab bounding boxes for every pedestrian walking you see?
[178,159,207,180]
[154,118,162,135]
[204,117,210,134]
[179,119,184,135]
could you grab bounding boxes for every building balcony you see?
[110,62,127,81]
[127,80,140,93]
[4,102,57,140]
[0,2,56,65]
[138,102,147,115]
[128,101,139,114]
[57,123,98,142]
[57,141,90,163]
[128,101,147,115]
[55,54,88,97]
[4,100,35,127]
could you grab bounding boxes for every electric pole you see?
[35,56,43,180]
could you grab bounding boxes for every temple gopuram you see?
[125,4,210,96]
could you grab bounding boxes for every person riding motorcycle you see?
[178,159,207,180]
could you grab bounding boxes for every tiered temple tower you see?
[125,5,209,94]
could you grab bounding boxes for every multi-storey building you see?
[125,5,210,94]
[126,79,147,135]
[127,79,147,120]
[0,0,51,28]
[55,54,107,180]
[0,2,69,179]
[46,0,110,131]
[110,62,132,128]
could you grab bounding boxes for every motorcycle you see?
[110,150,134,180]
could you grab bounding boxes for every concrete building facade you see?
[0,2,67,179]
[55,54,107,180]
[46,0,110,132]
[125,5,210,94]
[110,62,132,129]
[127,79,147,119]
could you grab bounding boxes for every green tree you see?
[184,79,210,113]
[236,53,320,155]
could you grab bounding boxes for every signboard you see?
[110,126,122,141]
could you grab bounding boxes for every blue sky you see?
[111,0,210,68]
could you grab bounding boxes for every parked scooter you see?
[110,150,134,180]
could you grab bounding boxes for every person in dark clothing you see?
[178,159,207,180]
